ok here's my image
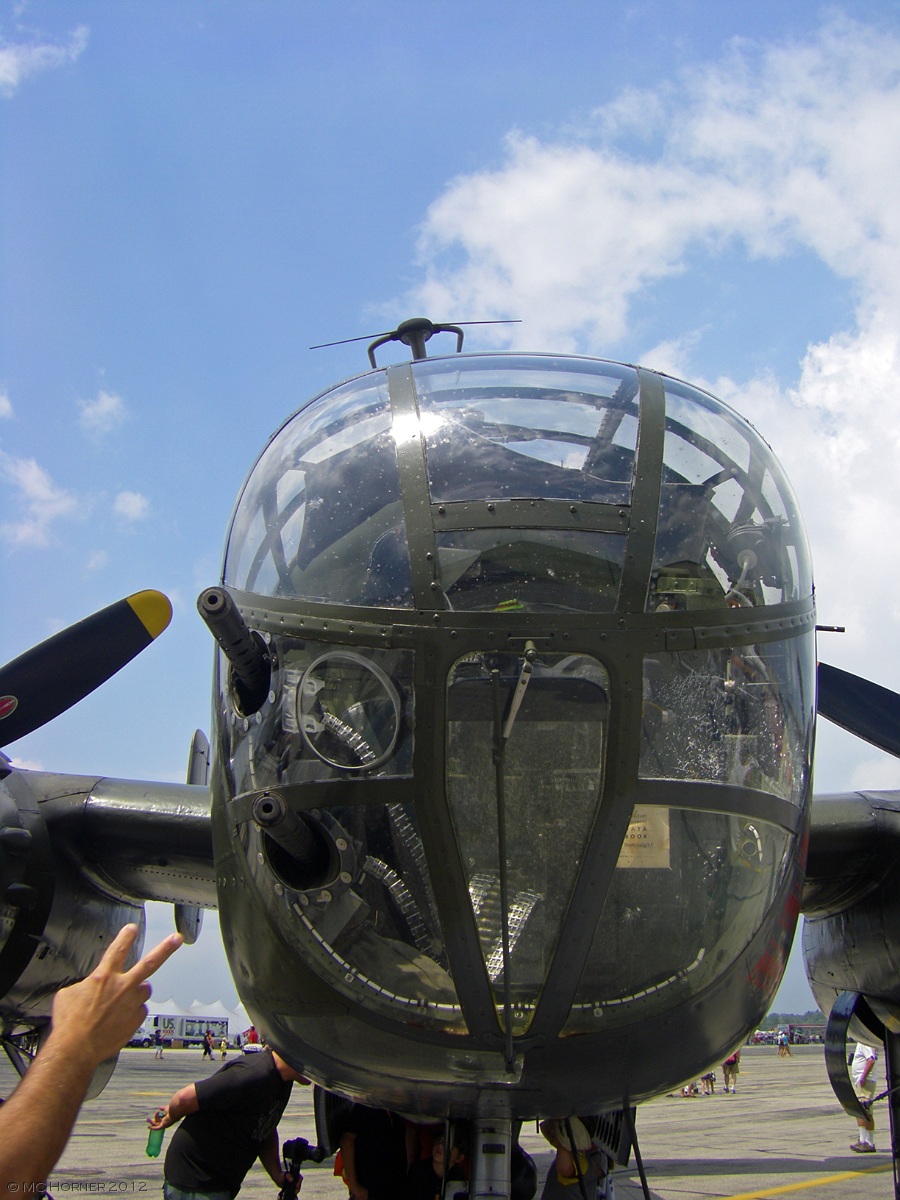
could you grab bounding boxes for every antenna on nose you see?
[310,317,521,367]
[368,317,458,366]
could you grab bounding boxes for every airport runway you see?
[1,1044,895,1200]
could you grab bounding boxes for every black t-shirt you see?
[344,1106,407,1200]
[165,1049,294,1197]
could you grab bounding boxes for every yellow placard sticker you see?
[616,806,671,869]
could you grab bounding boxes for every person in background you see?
[721,1049,740,1093]
[148,1045,310,1198]
[0,924,182,1191]
[405,1130,467,1200]
[539,1118,614,1200]
[850,1043,878,1153]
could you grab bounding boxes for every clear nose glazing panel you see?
[224,375,416,607]
[282,799,462,1029]
[224,639,414,791]
[412,356,640,504]
[649,377,812,612]
[221,638,466,1029]
[564,810,794,1033]
[446,650,610,1033]
[414,356,639,612]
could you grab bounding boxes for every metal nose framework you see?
[213,348,815,1117]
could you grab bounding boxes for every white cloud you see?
[114,490,149,521]
[414,18,900,351]
[849,752,900,793]
[78,390,126,435]
[0,25,88,97]
[409,15,900,791]
[85,549,109,573]
[0,391,12,419]
[8,755,44,771]
[0,453,79,546]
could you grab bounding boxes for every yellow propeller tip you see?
[126,590,173,640]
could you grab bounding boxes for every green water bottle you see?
[146,1111,166,1158]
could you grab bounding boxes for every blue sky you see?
[4,0,900,1013]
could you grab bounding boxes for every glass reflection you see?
[435,529,624,613]
[224,376,415,607]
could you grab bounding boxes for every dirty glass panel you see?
[283,801,465,1031]
[640,638,814,804]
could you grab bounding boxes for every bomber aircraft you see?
[2,318,899,1198]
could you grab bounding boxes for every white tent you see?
[230,1003,251,1029]
[188,998,233,1019]
[146,996,194,1018]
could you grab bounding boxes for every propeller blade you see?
[817,661,900,758]
[0,590,172,748]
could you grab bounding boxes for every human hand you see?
[51,924,183,1066]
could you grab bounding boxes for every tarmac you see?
[1,1044,897,1200]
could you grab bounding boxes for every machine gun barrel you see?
[197,587,271,714]
[251,792,321,865]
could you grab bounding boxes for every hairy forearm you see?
[0,1030,99,1188]
[258,1130,284,1184]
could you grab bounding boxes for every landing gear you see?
[826,990,900,1199]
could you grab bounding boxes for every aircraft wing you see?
[804,663,900,1115]
[12,769,214,909]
